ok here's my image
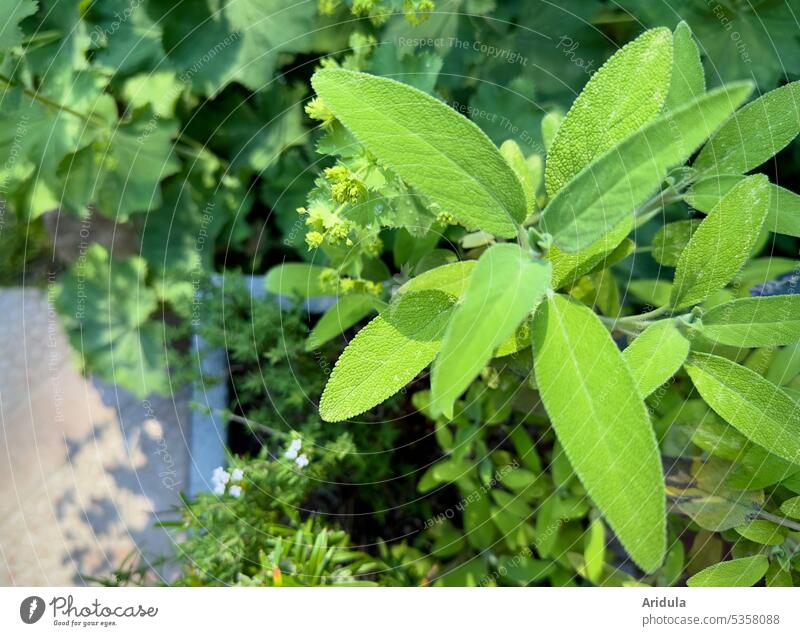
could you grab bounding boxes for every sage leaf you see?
[319,291,454,422]
[687,555,768,587]
[312,69,527,237]
[545,28,673,196]
[651,220,701,267]
[396,260,477,299]
[665,22,705,112]
[305,294,384,351]
[699,295,800,347]
[541,82,753,252]
[685,352,800,465]
[500,139,536,215]
[431,244,551,416]
[533,294,666,572]
[623,321,690,398]
[694,81,800,175]
[670,174,769,310]
[265,262,332,299]
[687,174,800,238]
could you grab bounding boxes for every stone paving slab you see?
[0,288,189,585]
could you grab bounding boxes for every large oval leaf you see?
[685,352,800,466]
[687,555,768,587]
[699,295,800,347]
[319,291,454,422]
[540,82,753,253]
[670,174,769,310]
[623,320,690,398]
[545,28,673,196]
[532,294,666,572]
[312,69,526,238]
[305,294,384,351]
[694,81,800,175]
[430,244,551,416]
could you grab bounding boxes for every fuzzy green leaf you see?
[0,0,37,51]
[694,81,800,175]
[652,220,701,267]
[670,175,769,310]
[541,82,753,252]
[685,352,800,466]
[665,22,705,112]
[431,244,551,416]
[687,555,768,587]
[687,175,800,238]
[312,69,527,238]
[306,295,384,351]
[623,321,690,398]
[545,28,673,196]
[397,260,477,299]
[500,139,536,216]
[320,291,454,422]
[699,296,800,347]
[533,294,666,572]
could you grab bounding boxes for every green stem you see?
[0,72,107,124]
[756,510,800,533]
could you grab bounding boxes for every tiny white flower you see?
[284,438,302,460]
[295,454,309,469]
[211,466,231,494]
[229,485,242,498]
[231,468,244,482]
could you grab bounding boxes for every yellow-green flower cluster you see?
[298,201,355,250]
[304,97,335,126]
[319,270,383,296]
[325,166,367,205]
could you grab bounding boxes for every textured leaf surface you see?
[623,321,689,398]
[500,140,536,215]
[699,296,800,347]
[694,81,800,175]
[687,175,800,238]
[670,175,769,310]
[431,245,551,415]
[541,82,752,252]
[545,28,673,196]
[665,22,705,112]
[397,261,476,299]
[548,219,632,290]
[320,291,454,422]
[312,69,527,237]
[533,294,665,572]
[687,555,768,587]
[652,220,701,267]
[306,295,383,351]
[685,352,800,466]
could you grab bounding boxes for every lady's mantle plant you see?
[269,24,800,583]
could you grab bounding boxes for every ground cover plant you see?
[1,1,800,587]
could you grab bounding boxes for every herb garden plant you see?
[265,23,800,585]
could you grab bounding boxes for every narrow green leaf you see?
[627,279,672,307]
[665,22,705,112]
[584,518,606,585]
[548,218,632,290]
[265,263,332,299]
[319,291,454,422]
[623,321,690,398]
[670,175,769,310]
[312,69,526,237]
[699,296,800,347]
[305,294,384,351]
[685,352,800,465]
[781,495,800,519]
[734,520,786,546]
[533,294,666,572]
[541,82,753,252]
[694,81,800,175]
[687,175,800,238]
[687,555,768,587]
[545,28,673,196]
[431,244,551,416]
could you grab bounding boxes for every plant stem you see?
[757,510,800,533]
[223,411,289,439]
